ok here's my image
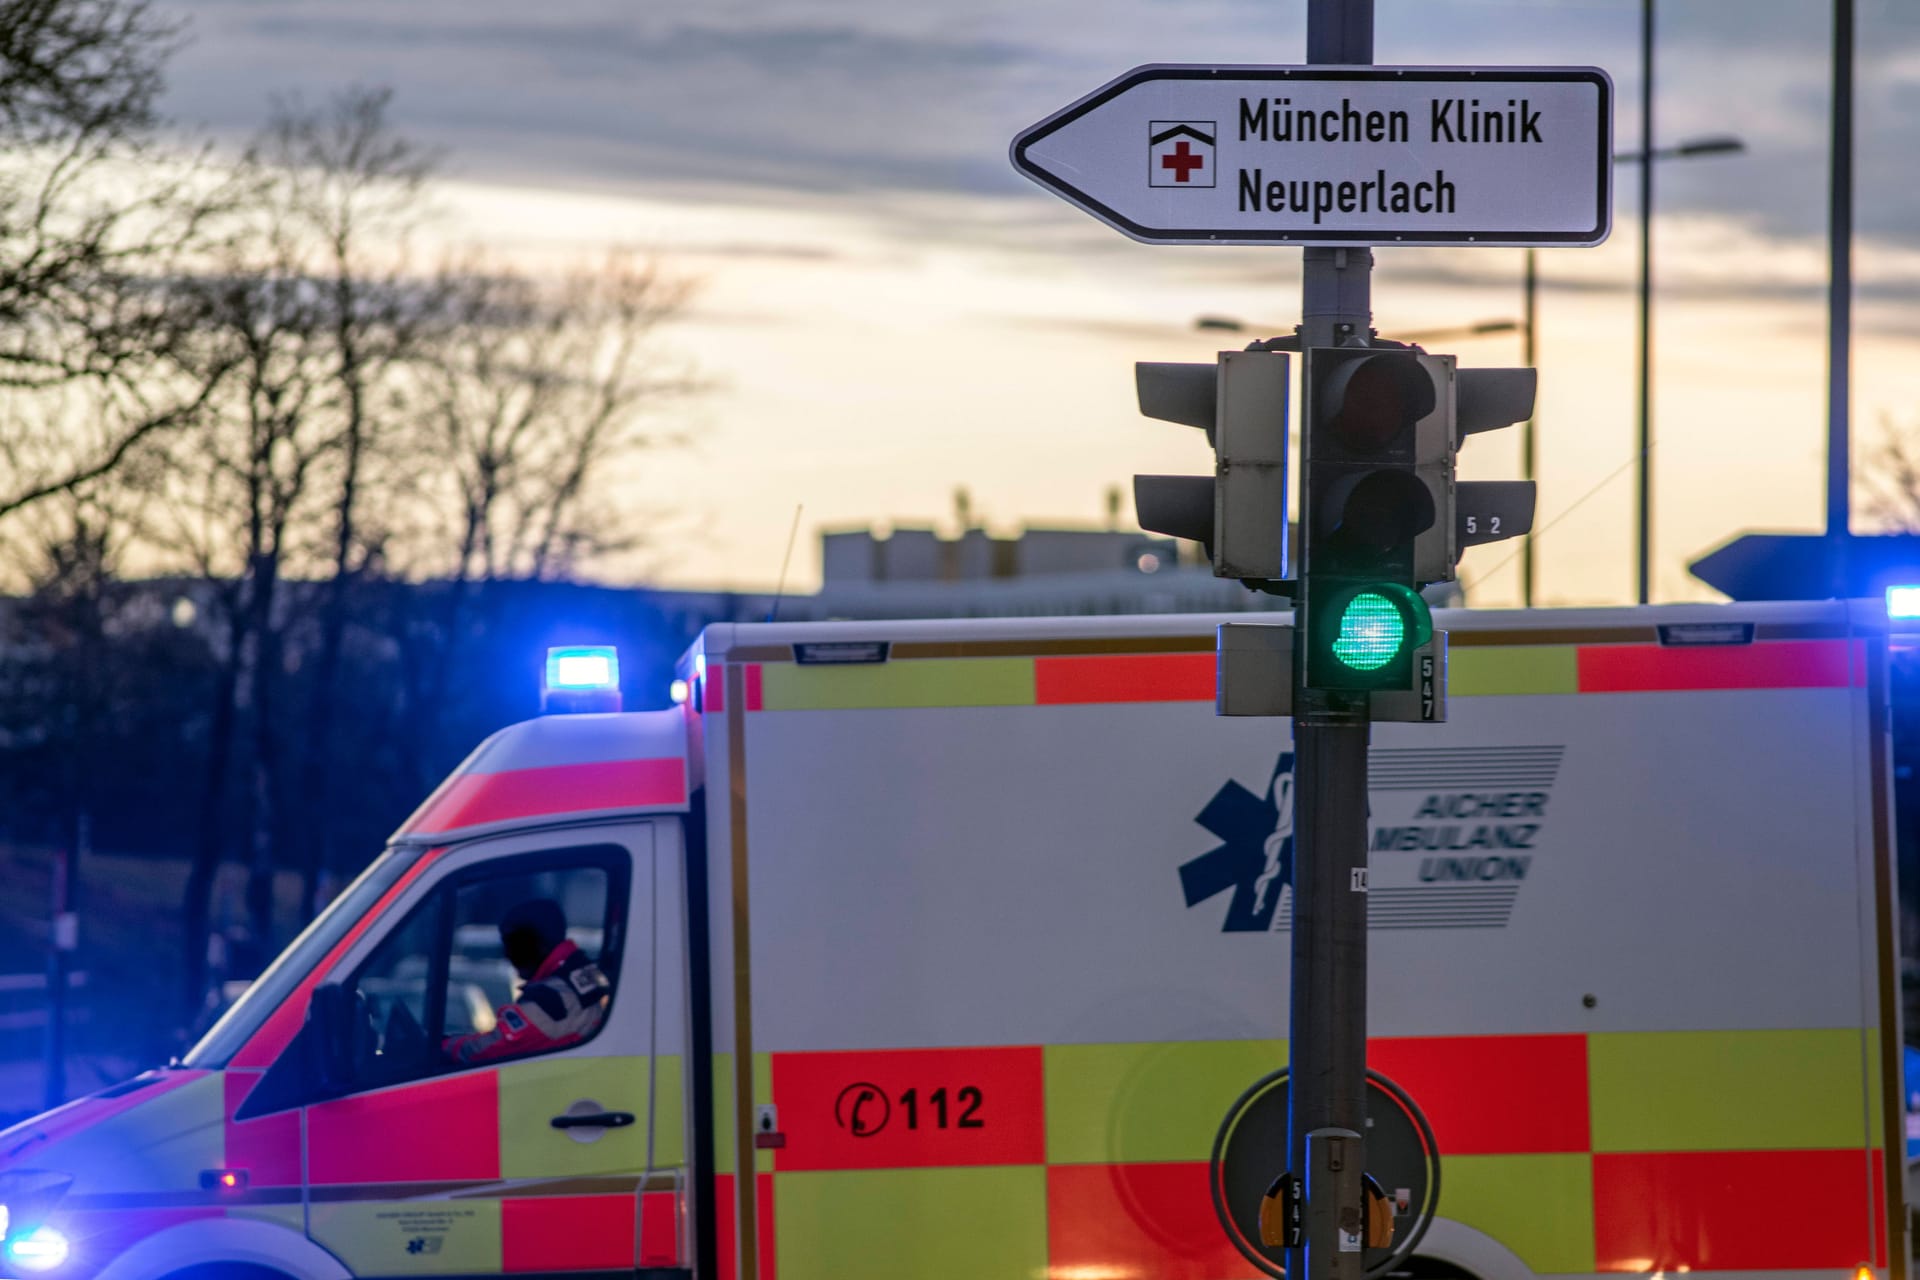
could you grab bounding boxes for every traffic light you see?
[1300,347,1537,695]
[1451,364,1539,566]
[1133,349,1290,581]
[1299,347,1441,692]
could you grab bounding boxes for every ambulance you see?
[0,600,1906,1280]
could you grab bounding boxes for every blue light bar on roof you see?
[1888,586,1920,621]
[546,646,620,692]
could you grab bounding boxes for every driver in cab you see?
[444,898,612,1065]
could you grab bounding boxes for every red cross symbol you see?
[1160,141,1206,183]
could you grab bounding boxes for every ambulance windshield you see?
[180,849,423,1068]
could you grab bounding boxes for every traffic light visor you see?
[1134,475,1215,548]
[1324,353,1436,452]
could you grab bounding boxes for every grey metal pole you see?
[1293,3,1373,1277]
[1635,0,1654,605]
[1522,249,1538,608]
[1827,0,1853,596]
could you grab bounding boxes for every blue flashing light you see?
[1888,585,1920,621]
[7,1225,71,1272]
[546,646,620,692]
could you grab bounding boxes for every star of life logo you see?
[1149,121,1216,188]
[1178,747,1564,932]
[1178,752,1295,932]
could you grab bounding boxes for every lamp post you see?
[1827,0,1854,598]
[1626,0,1746,603]
[1636,0,1655,606]
[1627,132,1746,606]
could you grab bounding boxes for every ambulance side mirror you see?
[307,983,357,1095]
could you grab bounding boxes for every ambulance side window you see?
[444,865,614,1044]
[347,894,448,1087]
[337,844,628,1090]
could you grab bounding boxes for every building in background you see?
[794,521,1283,620]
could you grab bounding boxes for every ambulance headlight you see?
[4,1226,69,1273]
[0,1170,74,1260]
[1888,585,1920,621]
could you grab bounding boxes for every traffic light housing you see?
[1300,348,1441,691]
[1452,366,1539,563]
[1300,347,1537,695]
[1134,350,1289,581]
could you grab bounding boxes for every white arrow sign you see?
[1011,65,1613,248]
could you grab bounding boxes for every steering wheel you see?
[383,998,428,1067]
[350,989,380,1077]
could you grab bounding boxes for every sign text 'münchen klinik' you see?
[1235,93,1549,220]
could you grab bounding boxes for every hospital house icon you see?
[1149,121,1216,188]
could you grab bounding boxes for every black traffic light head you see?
[1134,350,1289,580]
[1300,348,1446,691]
[1302,348,1441,583]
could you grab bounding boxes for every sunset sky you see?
[155,0,1920,604]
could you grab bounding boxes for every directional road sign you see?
[1011,65,1613,247]
[1690,531,1920,601]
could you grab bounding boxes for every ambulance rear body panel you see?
[0,602,1903,1280]
[692,602,1902,1280]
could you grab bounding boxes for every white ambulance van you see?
[0,601,1905,1280]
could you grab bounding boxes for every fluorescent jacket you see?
[444,940,611,1065]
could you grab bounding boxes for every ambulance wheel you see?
[159,1264,294,1280]
[1383,1260,1480,1280]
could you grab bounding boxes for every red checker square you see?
[1047,1162,1254,1280]
[1594,1148,1882,1271]
[771,1045,1045,1171]
[1369,1034,1589,1155]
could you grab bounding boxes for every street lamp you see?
[1627,136,1745,162]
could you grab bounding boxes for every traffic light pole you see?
[1286,699,1372,1278]
[1291,4,1374,1278]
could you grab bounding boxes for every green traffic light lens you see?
[1332,591,1406,671]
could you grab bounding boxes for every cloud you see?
[153,0,1920,271]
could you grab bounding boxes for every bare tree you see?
[0,0,168,140]
[0,0,242,522]
[1864,413,1920,533]
[0,469,219,1059]
[147,88,447,987]
[247,87,443,922]
[382,253,694,789]
[163,246,339,1002]
[415,254,693,582]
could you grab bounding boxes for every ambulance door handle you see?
[550,1110,635,1130]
